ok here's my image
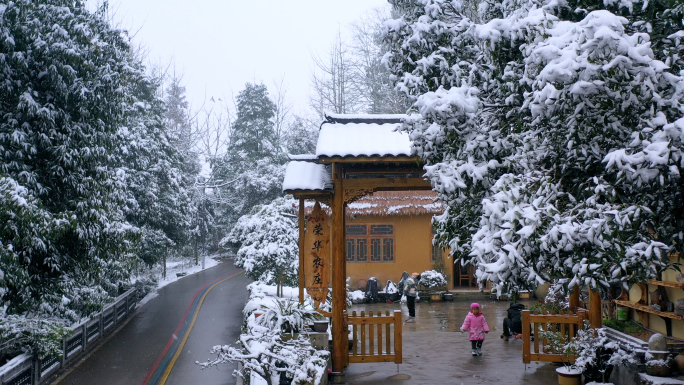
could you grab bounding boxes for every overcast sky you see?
[108,0,390,114]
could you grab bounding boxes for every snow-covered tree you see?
[0,0,138,318]
[226,83,282,171]
[310,12,410,116]
[384,0,683,294]
[224,196,299,295]
[115,68,195,269]
[0,0,196,328]
[165,75,202,177]
[213,83,286,236]
[350,8,410,114]
[311,30,364,115]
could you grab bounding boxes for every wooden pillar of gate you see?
[589,288,602,329]
[331,163,347,378]
[298,198,305,303]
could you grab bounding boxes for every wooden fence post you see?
[394,310,402,364]
[589,289,602,329]
[522,310,530,364]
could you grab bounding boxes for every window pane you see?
[370,238,382,262]
[346,239,355,262]
[370,224,393,235]
[383,238,394,262]
[346,225,367,236]
[357,239,367,262]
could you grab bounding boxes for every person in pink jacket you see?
[461,302,490,356]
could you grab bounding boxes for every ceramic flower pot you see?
[312,320,329,333]
[556,367,581,385]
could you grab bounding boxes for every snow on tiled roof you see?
[288,154,317,161]
[303,191,443,217]
[282,161,332,192]
[316,114,413,159]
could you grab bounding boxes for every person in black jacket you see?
[501,302,526,341]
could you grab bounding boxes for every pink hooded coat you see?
[461,312,490,341]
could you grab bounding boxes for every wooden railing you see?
[522,309,588,364]
[347,310,402,364]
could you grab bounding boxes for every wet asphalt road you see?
[55,260,251,385]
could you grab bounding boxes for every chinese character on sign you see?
[313,273,322,285]
[305,201,330,308]
[308,215,324,223]
[313,256,323,269]
[312,240,323,252]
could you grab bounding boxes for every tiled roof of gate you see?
[282,161,332,193]
[316,114,412,159]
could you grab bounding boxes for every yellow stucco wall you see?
[344,214,453,291]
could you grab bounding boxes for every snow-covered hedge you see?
[201,283,329,385]
[420,270,447,289]
[0,314,69,360]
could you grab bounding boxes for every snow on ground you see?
[138,254,223,306]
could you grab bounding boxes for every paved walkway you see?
[345,298,558,385]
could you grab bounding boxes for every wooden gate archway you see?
[283,114,431,381]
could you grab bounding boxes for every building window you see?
[346,224,394,263]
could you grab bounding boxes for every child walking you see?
[461,303,489,356]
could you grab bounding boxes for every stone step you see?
[640,373,684,385]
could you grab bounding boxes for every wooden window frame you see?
[346,224,395,263]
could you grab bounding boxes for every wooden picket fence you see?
[522,309,588,364]
[347,310,402,364]
[601,300,616,320]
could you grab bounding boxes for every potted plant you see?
[573,327,636,383]
[420,270,447,302]
[538,324,582,385]
[311,313,329,333]
[256,298,319,335]
[540,322,636,385]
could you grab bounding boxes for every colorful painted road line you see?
[141,269,244,385]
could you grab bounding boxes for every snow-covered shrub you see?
[540,322,636,380]
[200,287,329,385]
[224,196,298,296]
[133,275,158,299]
[572,327,636,382]
[200,325,329,385]
[255,298,319,334]
[0,314,68,359]
[420,270,447,289]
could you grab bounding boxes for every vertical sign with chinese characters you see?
[305,202,330,307]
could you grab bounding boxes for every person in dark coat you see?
[501,302,526,341]
[404,272,420,323]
